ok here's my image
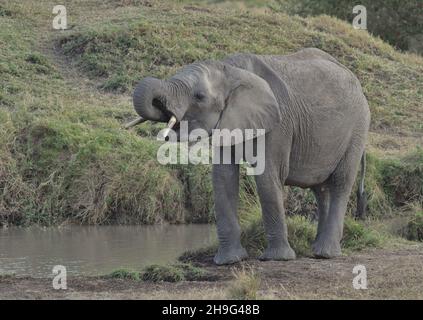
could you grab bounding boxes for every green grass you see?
[240,215,317,257]
[56,1,423,134]
[379,149,423,208]
[141,262,211,282]
[341,216,383,252]
[401,211,423,242]
[141,264,185,282]
[181,212,387,261]
[107,268,141,280]
[0,0,422,227]
[274,0,423,54]
[0,273,16,280]
[106,262,211,282]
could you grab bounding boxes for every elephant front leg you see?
[212,163,248,265]
[255,173,296,261]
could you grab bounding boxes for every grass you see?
[341,216,382,252]
[107,268,140,280]
[141,262,212,282]
[227,267,261,300]
[0,273,16,280]
[141,264,185,282]
[274,0,423,54]
[56,2,423,134]
[401,211,423,242]
[181,212,388,261]
[105,262,211,282]
[240,215,316,257]
[0,0,422,227]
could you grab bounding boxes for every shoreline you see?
[1,245,422,300]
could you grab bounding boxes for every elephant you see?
[126,48,370,265]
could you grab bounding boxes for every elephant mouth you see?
[152,98,175,122]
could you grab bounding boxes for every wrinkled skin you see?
[132,48,370,264]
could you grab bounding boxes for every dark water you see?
[0,224,216,278]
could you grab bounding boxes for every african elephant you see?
[126,48,370,265]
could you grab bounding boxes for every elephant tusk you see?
[159,116,177,140]
[124,117,146,129]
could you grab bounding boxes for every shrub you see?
[342,217,382,251]
[401,212,423,241]
[380,149,423,208]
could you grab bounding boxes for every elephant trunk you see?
[132,77,172,122]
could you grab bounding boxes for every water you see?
[0,224,216,278]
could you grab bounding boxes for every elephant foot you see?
[312,236,342,259]
[259,245,296,261]
[214,246,248,265]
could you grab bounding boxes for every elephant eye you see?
[194,92,206,101]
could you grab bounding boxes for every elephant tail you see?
[355,150,367,219]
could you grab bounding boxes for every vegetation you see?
[341,216,382,251]
[141,264,185,282]
[0,273,15,280]
[141,262,211,282]
[240,215,317,257]
[227,267,261,300]
[107,268,140,280]
[0,0,422,233]
[181,213,387,261]
[275,0,423,54]
[401,211,423,242]
[105,262,211,282]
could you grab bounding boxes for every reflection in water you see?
[0,224,216,277]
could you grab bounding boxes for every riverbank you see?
[1,0,422,227]
[1,245,422,299]
[1,0,422,300]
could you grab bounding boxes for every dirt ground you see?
[1,245,422,300]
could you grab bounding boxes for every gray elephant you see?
[126,48,370,265]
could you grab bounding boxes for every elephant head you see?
[127,60,281,146]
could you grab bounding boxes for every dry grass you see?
[227,266,262,299]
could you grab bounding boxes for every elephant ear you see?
[213,65,281,147]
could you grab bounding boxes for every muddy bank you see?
[1,246,422,299]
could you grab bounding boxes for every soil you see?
[1,246,422,300]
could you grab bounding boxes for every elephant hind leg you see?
[312,144,364,259]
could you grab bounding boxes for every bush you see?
[342,217,382,251]
[380,149,423,208]
[401,212,423,242]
